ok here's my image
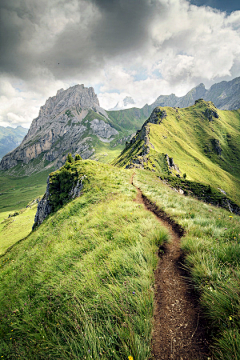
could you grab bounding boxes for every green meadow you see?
[0,169,50,212]
[0,169,51,256]
[0,205,37,256]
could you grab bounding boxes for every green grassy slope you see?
[107,107,148,133]
[0,204,38,255]
[0,169,51,212]
[0,169,52,258]
[114,100,240,205]
[0,160,168,359]
[135,169,240,359]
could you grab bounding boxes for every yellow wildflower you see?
[229,316,233,321]
[128,357,133,360]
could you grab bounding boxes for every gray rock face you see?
[126,107,166,169]
[69,176,85,199]
[165,154,180,173]
[149,83,207,111]
[0,85,119,174]
[33,177,52,229]
[90,119,118,139]
[123,96,135,107]
[33,174,86,228]
[24,85,99,142]
[204,108,219,121]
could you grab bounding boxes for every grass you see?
[0,204,38,255]
[90,137,125,164]
[107,108,148,133]
[0,169,51,213]
[0,160,169,359]
[134,169,240,359]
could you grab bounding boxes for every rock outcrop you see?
[33,174,86,228]
[165,154,180,173]
[90,119,118,140]
[0,85,119,174]
[33,177,52,228]
[204,108,219,121]
[125,107,167,169]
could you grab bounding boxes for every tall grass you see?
[0,161,169,359]
[135,169,240,359]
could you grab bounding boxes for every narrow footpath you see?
[131,175,211,360]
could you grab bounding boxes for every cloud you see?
[1,0,240,125]
[0,0,161,81]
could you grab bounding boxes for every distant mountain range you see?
[1,76,240,175]
[147,76,240,111]
[0,126,28,160]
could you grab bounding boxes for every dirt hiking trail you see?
[131,175,211,360]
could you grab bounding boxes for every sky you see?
[0,0,240,128]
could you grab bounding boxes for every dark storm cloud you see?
[190,0,240,13]
[0,0,162,81]
[0,0,50,78]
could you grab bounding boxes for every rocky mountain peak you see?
[39,84,100,119]
[0,84,118,174]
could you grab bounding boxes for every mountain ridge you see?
[0,125,28,160]
[114,99,240,206]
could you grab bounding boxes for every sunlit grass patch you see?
[0,204,38,255]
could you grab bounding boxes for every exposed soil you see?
[131,175,211,359]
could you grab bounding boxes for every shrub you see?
[67,153,74,163]
[75,154,82,161]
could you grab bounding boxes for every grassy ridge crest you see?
[113,100,240,205]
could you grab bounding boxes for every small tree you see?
[75,154,82,161]
[67,153,74,163]
[183,173,187,179]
